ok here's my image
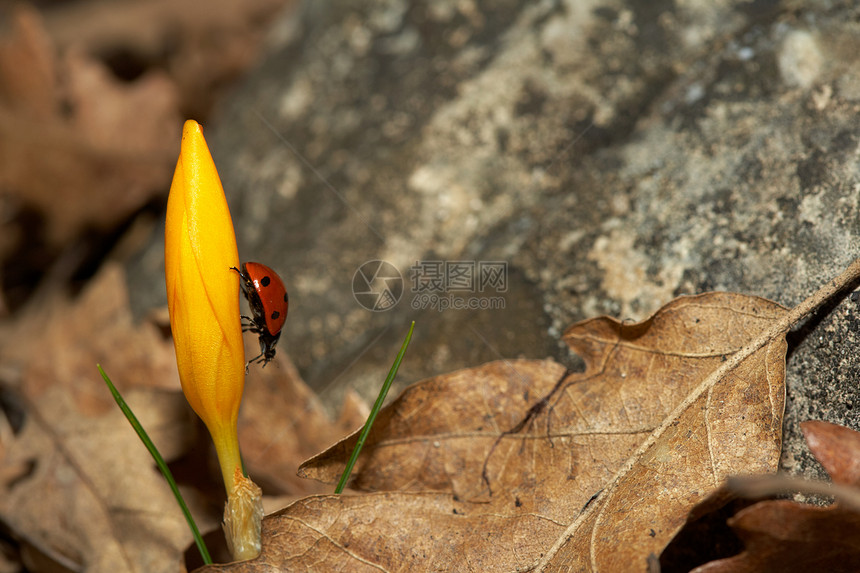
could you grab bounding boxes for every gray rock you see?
[129,0,860,484]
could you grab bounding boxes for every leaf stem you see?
[727,474,860,512]
[335,321,415,494]
[98,365,212,565]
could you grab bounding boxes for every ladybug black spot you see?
[271,311,280,320]
[260,276,271,287]
[284,293,289,302]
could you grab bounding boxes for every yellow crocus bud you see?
[165,120,261,560]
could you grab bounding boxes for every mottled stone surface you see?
[129,0,860,481]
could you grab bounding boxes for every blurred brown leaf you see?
[803,420,860,486]
[690,421,860,573]
[201,292,790,572]
[0,0,294,273]
[0,264,205,572]
[0,5,180,246]
[41,0,294,120]
[239,351,354,497]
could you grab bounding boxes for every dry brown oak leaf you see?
[201,291,792,572]
[692,421,860,573]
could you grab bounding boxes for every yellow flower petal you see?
[165,120,244,493]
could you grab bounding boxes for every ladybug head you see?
[247,330,281,369]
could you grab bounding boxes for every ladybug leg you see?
[231,266,252,297]
[239,315,267,335]
[244,349,267,372]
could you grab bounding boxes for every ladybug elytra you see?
[231,261,288,368]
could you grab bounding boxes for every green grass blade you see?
[335,321,415,494]
[98,364,212,565]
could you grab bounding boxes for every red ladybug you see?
[231,262,288,368]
